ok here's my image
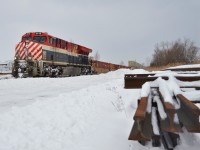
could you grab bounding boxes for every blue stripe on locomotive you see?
[43,50,89,65]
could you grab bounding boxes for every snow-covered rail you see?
[164,67,200,72]
[124,74,200,89]
[125,74,200,150]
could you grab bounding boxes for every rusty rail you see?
[129,97,153,141]
[124,75,200,89]
[126,74,200,149]
[176,94,200,132]
[158,92,182,133]
[125,73,156,77]
[0,72,11,75]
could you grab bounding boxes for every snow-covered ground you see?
[0,69,200,150]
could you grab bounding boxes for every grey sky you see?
[0,0,199,65]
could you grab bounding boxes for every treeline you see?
[150,39,199,67]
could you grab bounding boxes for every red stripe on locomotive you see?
[30,43,41,56]
[35,51,43,60]
[27,42,37,56]
[32,47,42,59]
[19,44,26,60]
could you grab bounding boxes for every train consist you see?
[12,32,128,77]
[92,60,129,74]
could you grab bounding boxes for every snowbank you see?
[0,69,143,150]
[0,68,200,150]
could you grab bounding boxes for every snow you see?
[141,82,151,97]
[168,64,200,69]
[0,68,200,150]
[174,114,180,124]
[140,82,153,113]
[167,76,182,95]
[171,78,200,102]
[182,90,200,101]
[151,107,160,135]
[0,74,13,80]
[153,95,167,120]
[177,79,200,87]
[0,69,142,150]
[153,70,200,77]
[147,95,152,113]
[152,77,175,104]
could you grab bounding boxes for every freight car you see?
[92,60,129,74]
[12,32,92,77]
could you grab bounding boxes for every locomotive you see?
[12,32,128,78]
[12,32,92,77]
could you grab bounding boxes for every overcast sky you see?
[0,0,199,65]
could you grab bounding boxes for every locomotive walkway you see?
[125,73,200,150]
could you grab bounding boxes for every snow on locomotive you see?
[12,32,92,77]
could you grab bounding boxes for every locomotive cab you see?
[21,32,48,44]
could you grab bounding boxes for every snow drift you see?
[0,69,200,150]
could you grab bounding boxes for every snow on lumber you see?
[153,95,167,120]
[141,82,151,97]
[157,77,174,104]
[151,107,160,135]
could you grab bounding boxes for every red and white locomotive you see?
[13,32,92,77]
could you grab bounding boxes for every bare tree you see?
[94,51,100,61]
[145,57,151,67]
[120,60,125,66]
[150,39,199,66]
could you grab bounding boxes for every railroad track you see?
[0,72,11,75]
[125,74,200,149]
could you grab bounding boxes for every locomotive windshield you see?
[33,36,47,43]
[22,37,32,41]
